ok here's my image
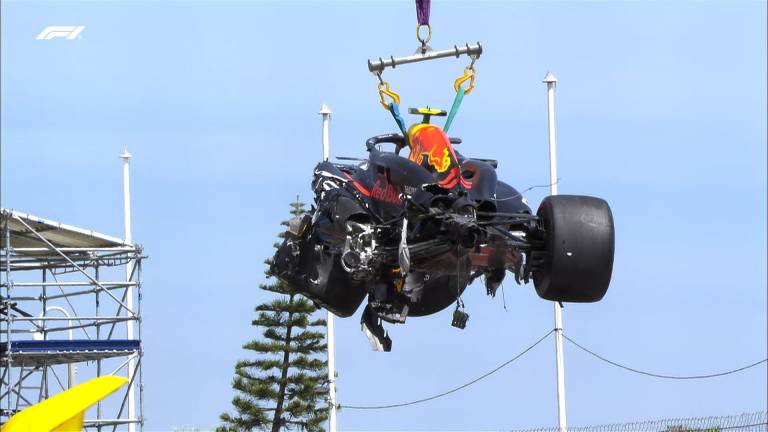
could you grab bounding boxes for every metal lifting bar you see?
[368,42,482,74]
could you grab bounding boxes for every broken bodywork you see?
[272,115,614,351]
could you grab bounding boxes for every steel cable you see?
[563,333,768,380]
[490,178,560,202]
[340,329,554,410]
[341,331,767,411]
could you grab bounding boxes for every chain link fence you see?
[515,412,767,432]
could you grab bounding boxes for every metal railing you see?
[515,412,767,432]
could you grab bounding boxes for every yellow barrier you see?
[2,376,128,432]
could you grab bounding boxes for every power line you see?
[340,329,554,410]
[340,330,767,411]
[563,333,768,380]
[489,178,561,202]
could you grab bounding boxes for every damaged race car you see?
[272,108,614,351]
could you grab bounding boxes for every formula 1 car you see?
[272,108,614,351]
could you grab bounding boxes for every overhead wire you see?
[563,333,768,380]
[340,329,554,410]
[341,330,767,411]
[490,178,561,202]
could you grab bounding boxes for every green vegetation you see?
[219,200,329,432]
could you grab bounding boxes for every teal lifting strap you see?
[443,87,465,133]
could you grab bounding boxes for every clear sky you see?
[1,1,766,430]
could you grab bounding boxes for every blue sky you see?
[1,1,766,430]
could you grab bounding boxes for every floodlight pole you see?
[120,149,137,432]
[543,72,567,432]
[319,104,338,432]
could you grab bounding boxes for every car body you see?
[272,118,614,351]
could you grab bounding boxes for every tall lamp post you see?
[543,72,567,432]
[120,149,137,432]
[319,104,338,432]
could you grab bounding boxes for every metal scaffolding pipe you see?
[12,282,137,287]
[33,306,76,388]
[14,316,133,321]
[11,216,136,315]
[11,247,136,252]
[40,286,129,301]
[1,205,144,428]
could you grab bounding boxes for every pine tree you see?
[219,200,330,432]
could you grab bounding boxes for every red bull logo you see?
[371,179,403,205]
[408,124,457,174]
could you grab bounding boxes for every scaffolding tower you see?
[0,209,144,430]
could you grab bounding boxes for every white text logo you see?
[36,26,85,40]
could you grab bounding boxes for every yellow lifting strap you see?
[2,376,128,432]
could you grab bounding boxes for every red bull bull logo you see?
[408,124,457,174]
[426,147,452,173]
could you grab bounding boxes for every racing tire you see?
[533,195,614,302]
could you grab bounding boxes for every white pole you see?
[34,306,76,388]
[321,104,331,163]
[120,149,137,432]
[319,104,337,432]
[543,72,567,432]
